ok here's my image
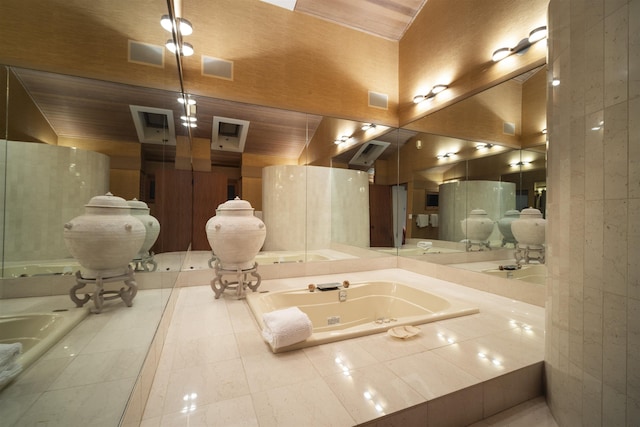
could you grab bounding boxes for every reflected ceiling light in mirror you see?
[178,95,196,105]
[541,128,547,134]
[413,84,449,104]
[361,123,376,131]
[160,15,194,35]
[491,26,547,62]
[509,160,532,167]
[334,135,351,145]
[591,121,604,131]
[166,40,194,56]
[415,139,422,150]
[551,78,560,86]
[475,143,494,150]
[437,151,456,159]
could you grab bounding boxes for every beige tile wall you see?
[546,0,639,424]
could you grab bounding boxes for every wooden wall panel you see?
[369,184,394,247]
[109,169,141,201]
[7,72,57,144]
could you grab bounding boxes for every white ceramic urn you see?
[511,207,546,246]
[497,209,520,244]
[461,208,495,242]
[63,193,146,279]
[127,198,160,259]
[206,197,266,270]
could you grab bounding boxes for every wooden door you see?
[192,171,229,251]
[369,184,394,247]
[152,168,193,253]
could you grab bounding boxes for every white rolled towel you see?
[262,306,313,350]
[0,343,22,370]
[0,362,22,390]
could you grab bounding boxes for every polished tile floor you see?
[140,268,557,426]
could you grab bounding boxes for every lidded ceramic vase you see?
[460,208,495,242]
[206,197,266,270]
[497,209,520,244]
[127,198,160,259]
[63,192,146,279]
[511,207,546,246]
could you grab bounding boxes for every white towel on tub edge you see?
[262,306,313,350]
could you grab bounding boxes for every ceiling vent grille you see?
[202,56,234,80]
[368,91,388,110]
[349,140,390,167]
[211,116,250,152]
[129,105,176,145]
[128,41,164,68]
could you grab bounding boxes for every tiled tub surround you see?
[141,268,547,426]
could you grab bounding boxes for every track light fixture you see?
[334,135,351,145]
[491,26,547,62]
[160,15,193,35]
[437,152,456,159]
[361,123,376,131]
[413,84,449,104]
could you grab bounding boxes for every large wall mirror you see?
[391,65,547,284]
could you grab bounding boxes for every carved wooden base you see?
[131,252,157,272]
[514,244,545,264]
[69,266,138,314]
[210,260,261,300]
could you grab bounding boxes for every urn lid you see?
[502,209,520,218]
[217,196,254,211]
[520,207,543,218]
[127,198,149,210]
[85,192,129,209]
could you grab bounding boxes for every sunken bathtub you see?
[246,281,479,352]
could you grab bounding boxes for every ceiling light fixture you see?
[162,14,194,56]
[413,84,449,104]
[160,15,193,36]
[491,26,547,62]
[551,78,560,86]
[510,160,532,167]
[361,123,376,131]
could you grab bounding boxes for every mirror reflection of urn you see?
[461,209,495,251]
[511,207,546,264]
[497,209,520,247]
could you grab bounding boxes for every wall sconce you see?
[413,84,449,104]
[509,160,531,167]
[491,26,547,62]
[475,143,493,150]
[437,152,456,159]
[162,14,194,57]
[361,123,376,131]
[334,135,351,145]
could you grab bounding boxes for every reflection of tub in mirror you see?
[483,264,546,285]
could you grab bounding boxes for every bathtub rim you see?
[246,280,479,353]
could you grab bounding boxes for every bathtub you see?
[0,308,89,373]
[255,251,330,264]
[246,281,479,352]
[483,264,547,285]
[2,260,80,278]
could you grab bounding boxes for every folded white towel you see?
[417,241,433,250]
[0,361,23,390]
[0,343,22,369]
[262,306,313,351]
